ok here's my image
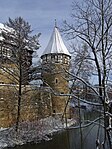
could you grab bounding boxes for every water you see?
[69,125,104,149]
[7,111,108,149]
[10,131,69,149]
[10,125,105,149]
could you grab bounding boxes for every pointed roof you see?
[41,26,71,57]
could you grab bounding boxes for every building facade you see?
[41,26,71,117]
[0,24,71,127]
[0,23,34,85]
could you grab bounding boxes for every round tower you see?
[41,26,71,117]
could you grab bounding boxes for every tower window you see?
[53,110,56,113]
[55,78,58,83]
[51,55,55,59]
[58,55,63,63]
[47,55,51,61]
[55,55,58,63]
[64,58,68,64]
[61,92,64,94]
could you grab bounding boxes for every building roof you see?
[0,23,14,34]
[41,26,71,57]
[0,23,39,52]
[0,23,13,41]
[0,23,10,32]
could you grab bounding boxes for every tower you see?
[41,25,71,117]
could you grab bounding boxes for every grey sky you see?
[0,0,73,56]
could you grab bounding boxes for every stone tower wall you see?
[41,54,70,117]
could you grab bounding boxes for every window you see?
[51,55,55,60]
[64,58,68,64]
[42,57,46,63]
[53,110,56,113]
[58,55,63,63]
[47,55,51,61]
[55,78,58,84]
[61,92,64,94]
[0,82,4,84]
[55,55,58,63]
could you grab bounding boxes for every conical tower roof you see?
[41,26,71,58]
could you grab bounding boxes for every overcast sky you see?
[0,0,73,57]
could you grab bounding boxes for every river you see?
[7,111,108,149]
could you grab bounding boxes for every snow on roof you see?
[41,27,71,57]
[0,23,12,32]
[0,23,4,29]
[0,23,39,51]
[0,23,14,41]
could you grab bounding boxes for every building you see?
[0,23,71,127]
[0,23,39,127]
[0,23,35,85]
[41,25,71,117]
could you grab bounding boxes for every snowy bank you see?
[0,116,76,149]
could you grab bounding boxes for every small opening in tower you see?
[51,55,55,59]
[61,92,64,94]
[55,78,58,83]
[53,110,56,113]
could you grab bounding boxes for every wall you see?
[41,56,70,118]
[0,85,51,128]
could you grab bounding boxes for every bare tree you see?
[63,0,112,148]
[70,43,93,82]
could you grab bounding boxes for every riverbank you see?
[0,116,76,149]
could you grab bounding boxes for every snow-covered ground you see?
[0,116,76,149]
